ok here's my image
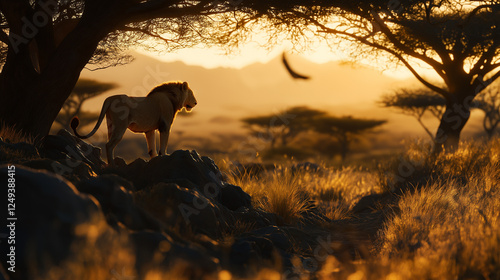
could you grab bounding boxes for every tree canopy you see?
[242,106,386,161]
[381,87,446,140]
[54,78,117,130]
[1,0,500,149]
[312,116,386,161]
[231,0,500,152]
[382,84,500,140]
[0,0,239,138]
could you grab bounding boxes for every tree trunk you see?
[434,93,473,154]
[0,10,116,141]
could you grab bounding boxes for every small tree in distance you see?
[241,106,326,149]
[242,106,386,161]
[54,79,118,130]
[380,88,446,142]
[382,85,500,141]
[474,84,500,139]
[312,116,387,162]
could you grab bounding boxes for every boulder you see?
[22,158,96,184]
[229,226,293,276]
[0,165,100,280]
[110,150,252,211]
[76,175,162,231]
[130,231,220,279]
[134,183,227,239]
[111,150,223,190]
[0,139,39,163]
[38,129,106,173]
[220,184,252,211]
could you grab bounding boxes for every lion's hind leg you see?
[105,122,127,166]
[145,130,158,158]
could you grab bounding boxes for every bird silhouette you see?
[281,52,311,80]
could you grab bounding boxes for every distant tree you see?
[312,116,387,162]
[382,85,500,140]
[54,79,117,130]
[473,84,500,139]
[241,106,326,148]
[380,88,446,141]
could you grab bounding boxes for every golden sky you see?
[137,40,437,80]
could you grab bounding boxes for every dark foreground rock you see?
[0,133,339,279]
[0,166,100,280]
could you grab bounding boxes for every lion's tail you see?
[71,98,111,139]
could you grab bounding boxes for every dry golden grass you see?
[228,164,382,225]
[230,167,312,224]
[0,122,35,144]
[0,123,40,162]
[18,138,500,279]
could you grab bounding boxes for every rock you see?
[229,226,293,276]
[76,175,162,231]
[22,158,96,184]
[110,150,222,190]
[130,231,220,280]
[134,183,227,239]
[220,184,252,211]
[110,150,252,211]
[0,139,39,163]
[38,129,106,173]
[351,193,392,214]
[0,165,100,280]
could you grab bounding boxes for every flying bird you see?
[281,52,311,80]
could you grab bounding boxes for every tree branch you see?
[370,11,448,73]
[473,68,500,93]
[470,43,500,76]
[309,22,448,96]
[119,25,175,44]
[416,112,436,141]
[124,0,214,23]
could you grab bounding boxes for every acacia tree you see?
[54,78,117,129]
[0,0,237,139]
[382,84,500,140]
[241,106,326,148]
[313,116,386,162]
[233,0,500,153]
[474,83,500,139]
[381,87,446,141]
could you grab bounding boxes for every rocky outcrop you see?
[0,132,336,279]
[0,166,100,280]
[107,150,252,211]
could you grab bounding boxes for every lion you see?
[71,81,197,166]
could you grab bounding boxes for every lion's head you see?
[181,82,197,112]
[148,81,197,112]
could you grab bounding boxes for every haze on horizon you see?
[134,37,439,80]
[77,49,485,156]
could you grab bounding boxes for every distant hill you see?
[79,51,484,148]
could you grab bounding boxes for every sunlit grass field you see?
[3,122,499,279]
[223,139,500,279]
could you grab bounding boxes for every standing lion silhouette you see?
[71,81,197,166]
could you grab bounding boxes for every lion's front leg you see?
[158,130,170,156]
[145,130,158,158]
[158,119,172,156]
